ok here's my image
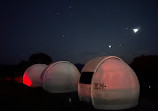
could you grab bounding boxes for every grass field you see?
[0,79,158,111]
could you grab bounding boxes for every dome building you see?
[23,64,47,87]
[78,56,140,110]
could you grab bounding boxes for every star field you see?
[0,0,158,64]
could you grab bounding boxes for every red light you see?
[14,76,23,83]
[23,73,32,87]
[5,77,12,81]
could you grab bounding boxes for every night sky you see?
[1,0,158,65]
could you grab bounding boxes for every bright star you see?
[108,45,112,48]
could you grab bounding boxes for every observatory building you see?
[78,56,140,110]
[41,61,80,93]
[23,64,47,87]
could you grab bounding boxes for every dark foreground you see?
[0,79,158,111]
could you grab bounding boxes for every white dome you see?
[23,64,47,87]
[78,56,140,110]
[78,56,113,102]
[41,61,80,93]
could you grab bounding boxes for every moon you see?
[133,28,139,33]
[132,26,140,33]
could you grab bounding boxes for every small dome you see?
[23,64,47,87]
[41,61,80,93]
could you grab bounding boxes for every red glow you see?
[23,73,32,87]
[14,76,23,83]
[5,77,12,81]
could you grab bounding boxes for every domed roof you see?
[23,64,47,87]
[78,56,140,110]
[41,61,80,93]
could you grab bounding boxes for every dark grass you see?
[1,80,158,111]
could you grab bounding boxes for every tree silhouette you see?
[130,55,158,97]
[15,52,52,77]
[28,52,52,66]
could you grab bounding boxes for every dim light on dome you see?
[78,56,140,110]
[41,61,80,93]
[23,64,47,87]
